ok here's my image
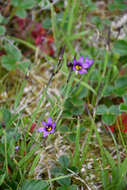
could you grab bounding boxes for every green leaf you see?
[108,105,120,115]
[56,187,65,190]
[1,55,17,71]
[71,97,84,106]
[0,25,6,35]
[108,3,117,10]
[116,3,127,10]
[113,88,127,96]
[0,14,4,23]
[8,138,15,157]
[56,185,77,190]
[11,0,20,6]
[113,40,127,56]
[73,105,84,116]
[21,0,36,9]
[59,125,70,133]
[102,85,114,97]
[2,108,11,124]
[16,8,27,18]
[0,174,6,185]
[70,185,78,190]
[104,150,116,170]
[29,153,41,176]
[19,145,39,167]
[18,60,31,73]
[51,167,61,176]
[120,103,127,112]
[14,80,27,112]
[56,173,71,186]
[42,18,52,29]
[59,155,69,169]
[64,99,74,109]
[11,0,35,9]
[62,110,73,118]
[102,114,116,125]
[108,1,126,11]
[115,76,127,89]
[19,180,49,190]
[68,133,76,142]
[101,170,109,189]
[96,105,108,115]
[120,157,127,178]
[4,43,22,61]
[1,129,20,144]
[123,95,127,104]
[72,87,88,99]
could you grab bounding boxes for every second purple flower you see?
[37,117,56,138]
[72,56,93,74]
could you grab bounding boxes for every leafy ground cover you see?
[0,0,127,189]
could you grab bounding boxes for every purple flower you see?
[37,117,56,137]
[72,56,93,74]
[15,146,19,150]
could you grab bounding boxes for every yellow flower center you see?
[75,65,82,71]
[46,125,52,131]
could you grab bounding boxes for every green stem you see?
[7,36,36,50]
[3,130,8,175]
[73,117,80,167]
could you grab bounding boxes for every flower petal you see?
[73,59,77,65]
[89,59,93,66]
[15,146,19,150]
[47,117,52,124]
[78,56,84,63]
[78,69,88,74]
[85,56,89,62]
[52,122,56,128]
[73,65,77,71]
[83,63,90,69]
[42,120,47,126]
[43,132,49,137]
[37,127,45,132]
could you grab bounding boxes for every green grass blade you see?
[73,118,80,167]
[61,70,96,95]
[0,173,6,186]
[67,0,78,36]
[50,3,58,45]
[28,152,41,176]
[120,157,127,178]
[14,80,27,112]
[19,145,39,168]
[3,130,8,175]
[104,149,116,170]
[79,126,93,169]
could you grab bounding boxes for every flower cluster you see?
[37,117,56,137]
[37,56,93,137]
[72,56,93,74]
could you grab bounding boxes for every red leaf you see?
[30,123,36,133]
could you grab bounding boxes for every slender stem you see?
[3,130,8,175]
[7,36,36,50]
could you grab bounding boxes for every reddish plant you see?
[15,16,27,30]
[14,17,54,56]
[31,23,54,56]
[30,123,36,133]
[108,113,127,133]
[0,51,5,56]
